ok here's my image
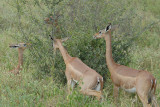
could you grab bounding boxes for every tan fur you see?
[53,38,103,100]
[94,24,159,106]
[9,43,28,75]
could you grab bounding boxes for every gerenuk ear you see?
[49,35,56,41]
[9,44,19,48]
[106,23,112,31]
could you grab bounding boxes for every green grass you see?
[0,0,160,106]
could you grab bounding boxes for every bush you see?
[5,0,154,83]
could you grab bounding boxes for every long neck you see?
[17,48,24,69]
[105,31,117,71]
[57,41,72,64]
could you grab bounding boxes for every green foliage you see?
[0,0,160,106]
[4,0,151,81]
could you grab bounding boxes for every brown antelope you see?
[9,43,29,75]
[49,35,103,100]
[93,23,158,107]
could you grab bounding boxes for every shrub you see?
[7,0,153,82]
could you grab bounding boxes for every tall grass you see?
[0,0,160,106]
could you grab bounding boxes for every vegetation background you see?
[0,0,159,106]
